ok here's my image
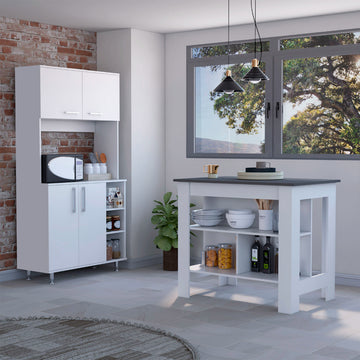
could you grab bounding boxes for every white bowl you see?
[192,209,225,216]
[193,217,223,227]
[192,214,224,220]
[225,213,255,228]
[226,212,254,220]
[228,209,253,215]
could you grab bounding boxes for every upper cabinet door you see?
[83,72,120,121]
[41,67,82,120]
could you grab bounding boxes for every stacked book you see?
[237,166,284,180]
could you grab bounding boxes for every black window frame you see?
[187,29,360,160]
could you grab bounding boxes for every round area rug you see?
[0,317,198,360]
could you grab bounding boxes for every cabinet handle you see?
[88,112,103,116]
[72,187,76,213]
[64,111,80,115]
[82,187,86,212]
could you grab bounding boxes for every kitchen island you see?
[174,176,340,314]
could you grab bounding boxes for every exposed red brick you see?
[67,62,82,69]
[79,56,88,63]
[41,36,50,43]
[4,109,13,115]
[19,20,29,26]
[4,259,15,267]
[59,40,67,47]
[4,93,14,100]
[0,39,17,47]
[3,154,13,161]
[5,200,15,207]
[2,46,12,54]
[0,147,15,153]
[75,49,92,56]
[0,253,15,260]
[57,47,75,54]
[60,140,68,146]
[30,21,40,27]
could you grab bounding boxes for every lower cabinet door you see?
[48,185,79,271]
[78,183,106,266]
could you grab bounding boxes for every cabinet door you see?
[48,185,79,271]
[83,72,119,121]
[41,67,82,119]
[78,183,106,266]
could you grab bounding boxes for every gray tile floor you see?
[1,265,360,360]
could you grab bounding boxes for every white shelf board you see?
[106,207,125,211]
[190,224,311,238]
[105,257,127,264]
[190,264,278,284]
[106,230,125,235]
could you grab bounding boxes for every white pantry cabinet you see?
[39,66,119,121]
[48,182,106,272]
[15,65,126,284]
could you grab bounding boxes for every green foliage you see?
[206,32,360,155]
[151,192,195,251]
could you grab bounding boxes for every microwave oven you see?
[41,154,84,183]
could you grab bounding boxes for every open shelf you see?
[106,207,125,211]
[105,257,127,264]
[190,224,311,238]
[106,230,125,235]
[190,264,278,284]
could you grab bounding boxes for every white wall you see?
[165,12,360,276]
[98,28,165,262]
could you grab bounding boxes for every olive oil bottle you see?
[262,236,274,274]
[251,236,262,272]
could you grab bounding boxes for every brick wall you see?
[42,132,94,163]
[0,16,97,271]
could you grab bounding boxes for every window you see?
[187,30,360,159]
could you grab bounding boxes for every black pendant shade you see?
[243,58,269,83]
[214,70,244,94]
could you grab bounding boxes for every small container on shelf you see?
[205,245,218,267]
[112,215,121,231]
[106,216,112,232]
[106,240,113,260]
[112,239,121,259]
[218,243,232,269]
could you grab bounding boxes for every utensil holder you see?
[258,210,273,231]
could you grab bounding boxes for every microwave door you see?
[48,157,75,180]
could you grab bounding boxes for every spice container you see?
[112,215,121,231]
[106,240,113,260]
[218,243,232,269]
[112,239,121,259]
[106,216,112,232]
[205,245,218,267]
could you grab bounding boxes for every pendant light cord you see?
[250,0,263,65]
[227,0,230,66]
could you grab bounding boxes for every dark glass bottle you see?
[251,236,262,272]
[262,236,274,274]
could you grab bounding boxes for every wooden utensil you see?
[100,153,107,163]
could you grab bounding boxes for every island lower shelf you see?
[190,264,279,284]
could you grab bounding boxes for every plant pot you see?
[163,247,178,271]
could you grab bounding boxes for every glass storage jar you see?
[112,239,121,259]
[106,216,112,232]
[218,243,232,269]
[205,245,218,267]
[112,215,121,231]
[106,240,113,261]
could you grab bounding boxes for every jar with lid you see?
[106,240,113,260]
[205,245,218,267]
[218,243,232,269]
[106,216,112,232]
[112,215,121,231]
[112,239,121,259]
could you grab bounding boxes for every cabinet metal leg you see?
[26,270,31,281]
[49,273,55,285]
[114,261,119,272]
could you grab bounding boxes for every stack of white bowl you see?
[191,209,225,227]
[225,209,255,228]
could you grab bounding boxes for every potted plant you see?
[151,192,194,271]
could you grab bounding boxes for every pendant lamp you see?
[214,0,244,94]
[243,0,269,83]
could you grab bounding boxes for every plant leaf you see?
[151,215,164,225]
[163,192,172,204]
[160,225,177,239]
[171,238,178,248]
[154,235,172,251]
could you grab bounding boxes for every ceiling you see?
[1,0,360,34]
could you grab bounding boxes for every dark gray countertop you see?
[173,176,340,186]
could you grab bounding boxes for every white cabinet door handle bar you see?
[82,187,86,212]
[88,112,103,116]
[64,111,80,115]
[72,187,76,213]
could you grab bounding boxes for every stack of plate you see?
[191,209,225,227]
[225,209,255,228]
